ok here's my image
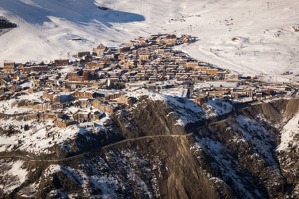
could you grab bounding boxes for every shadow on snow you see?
[0,0,145,27]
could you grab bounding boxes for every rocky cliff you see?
[0,95,298,198]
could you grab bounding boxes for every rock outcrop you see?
[1,97,299,198]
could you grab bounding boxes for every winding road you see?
[0,133,194,163]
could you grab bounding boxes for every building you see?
[206,68,218,75]
[77,51,90,58]
[22,65,49,73]
[117,95,136,106]
[54,118,74,128]
[72,90,96,99]
[54,59,69,66]
[195,95,208,105]
[92,100,117,114]
[3,60,15,73]
[40,112,61,121]
[225,74,239,81]
[93,44,106,56]
[73,111,91,123]
[207,90,227,98]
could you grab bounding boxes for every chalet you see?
[107,78,119,86]
[54,118,74,128]
[93,44,106,56]
[186,62,198,69]
[93,111,105,120]
[79,122,95,128]
[0,78,8,86]
[77,99,91,107]
[138,37,147,45]
[22,67,32,73]
[262,89,275,96]
[28,88,36,93]
[67,72,85,82]
[117,95,137,106]
[32,65,49,72]
[32,103,47,111]
[118,46,131,53]
[125,59,137,67]
[255,90,263,99]
[164,35,177,46]
[0,73,10,79]
[139,53,151,61]
[82,70,92,81]
[206,90,227,98]
[195,95,208,105]
[12,73,20,81]
[54,59,69,66]
[72,90,97,99]
[118,54,126,61]
[33,102,63,111]
[217,71,227,79]
[231,91,246,99]
[73,111,91,123]
[77,51,90,58]
[225,74,239,81]
[61,87,71,92]
[85,62,103,69]
[22,65,49,73]
[3,60,15,67]
[138,48,151,61]
[39,112,61,121]
[32,78,47,88]
[43,92,60,103]
[206,68,218,75]
[246,90,253,97]
[3,60,15,73]
[9,84,22,92]
[92,99,103,110]
[104,93,122,101]
[149,77,157,83]
[92,100,117,114]
[180,34,194,44]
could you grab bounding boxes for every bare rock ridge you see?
[0,17,17,29]
[0,97,299,198]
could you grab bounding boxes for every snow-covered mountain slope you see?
[0,0,299,81]
[1,96,298,198]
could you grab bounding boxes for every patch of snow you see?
[194,137,257,198]
[159,88,188,98]
[1,160,28,193]
[236,115,277,165]
[0,118,84,155]
[277,113,299,151]
[128,89,204,126]
[203,99,233,118]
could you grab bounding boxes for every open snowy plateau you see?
[0,0,299,81]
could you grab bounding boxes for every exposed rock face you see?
[114,97,187,138]
[0,97,299,198]
[0,17,17,36]
[0,17,17,29]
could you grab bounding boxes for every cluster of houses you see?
[14,88,137,128]
[0,34,295,128]
[192,81,288,105]
[68,34,239,84]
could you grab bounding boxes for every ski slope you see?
[0,0,299,81]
